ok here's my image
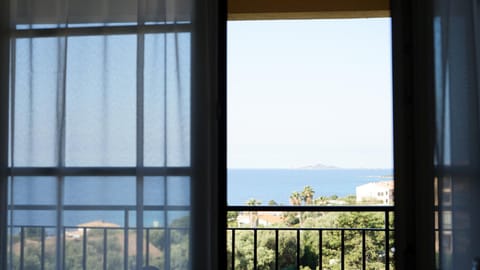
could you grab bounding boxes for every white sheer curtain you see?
[434,0,480,268]
[1,0,222,269]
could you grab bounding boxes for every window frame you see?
[4,19,195,270]
[227,0,389,20]
[0,1,10,268]
[224,0,436,269]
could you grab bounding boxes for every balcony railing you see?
[7,205,190,270]
[8,205,394,269]
[226,205,394,270]
[9,225,189,270]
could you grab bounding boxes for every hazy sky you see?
[227,18,393,169]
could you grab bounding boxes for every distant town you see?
[235,179,394,227]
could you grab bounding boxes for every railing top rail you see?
[227,227,391,231]
[227,205,394,212]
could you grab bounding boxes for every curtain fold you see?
[2,0,221,269]
[434,0,480,268]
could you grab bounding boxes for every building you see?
[356,181,394,205]
[237,212,283,227]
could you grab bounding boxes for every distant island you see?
[297,163,339,169]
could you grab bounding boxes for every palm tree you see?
[290,191,303,226]
[289,192,302,206]
[246,198,262,206]
[301,186,315,205]
[246,198,261,227]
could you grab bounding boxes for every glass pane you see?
[13,0,192,28]
[63,210,128,228]
[13,0,67,29]
[13,37,65,166]
[14,0,138,28]
[144,211,166,228]
[68,0,137,27]
[144,34,166,166]
[10,210,56,227]
[144,33,191,167]
[144,0,192,24]
[146,227,165,268]
[167,211,189,228]
[64,177,136,206]
[144,177,165,206]
[66,35,136,166]
[11,177,57,205]
[169,227,190,268]
[167,177,190,206]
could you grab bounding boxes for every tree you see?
[289,192,302,206]
[227,211,239,227]
[268,200,278,206]
[246,198,262,206]
[301,186,315,205]
[246,198,261,227]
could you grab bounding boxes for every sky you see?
[227,18,393,169]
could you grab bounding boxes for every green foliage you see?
[268,200,278,206]
[227,211,394,270]
[247,198,262,206]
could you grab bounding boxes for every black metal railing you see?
[9,205,394,269]
[8,204,190,270]
[10,225,189,270]
[227,205,394,270]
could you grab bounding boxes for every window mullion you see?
[11,24,192,39]
[55,28,68,270]
[136,1,146,268]
[8,167,191,176]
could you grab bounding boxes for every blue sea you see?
[228,168,393,205]
[9,169,393,227]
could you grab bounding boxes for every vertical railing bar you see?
[163,188,168,270]
[341,230,345,270]
[296,229,300,270]
[20,227,24,270]
[83,228,87,270]
[146,228,150,266]
[253,230,257,270]
[62,227,66,270]
[318,229,322,270]
[124,210,129,270]
[275,229,279,270]
[362,230,366,270]
[41,227,45,270]
[385,210,390,270]
[231,229,235,270]
[103,228,107,270]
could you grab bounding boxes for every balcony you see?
[8,205,393,269]
[226,205,394,270]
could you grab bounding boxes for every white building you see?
[356,181,394,204]
[237,212,283,227]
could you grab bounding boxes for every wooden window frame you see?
[227,0,389,20]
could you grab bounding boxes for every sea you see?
[228,168,393,205]
[9,168,393,228]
